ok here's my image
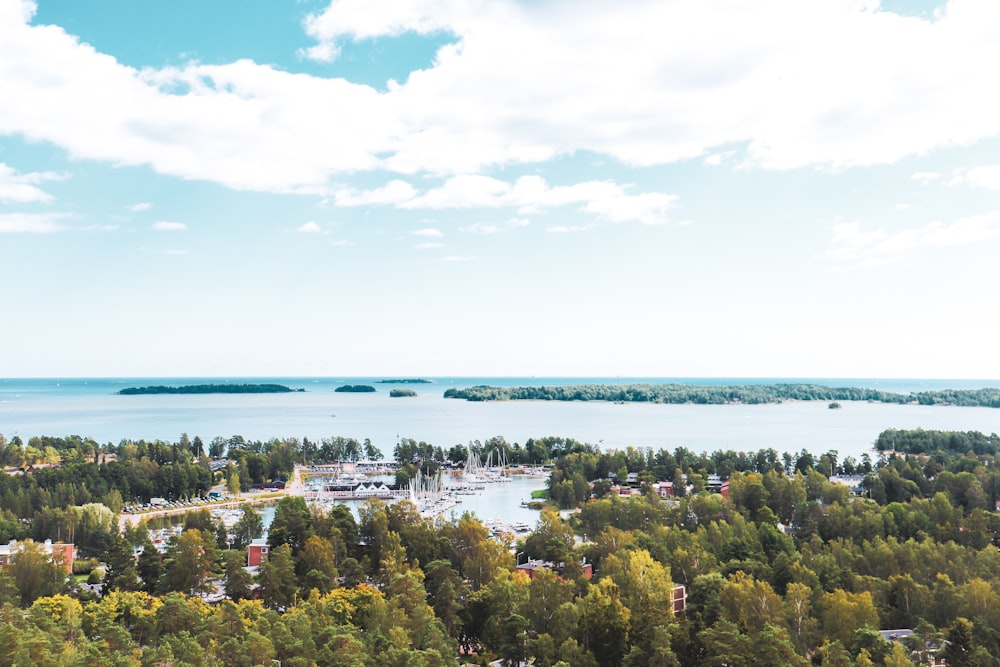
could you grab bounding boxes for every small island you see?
[334,384,376,393]
[377,378,433,384]
[119,383,302,395]
[389,389,418,398]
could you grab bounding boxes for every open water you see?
[3,376,1000,460]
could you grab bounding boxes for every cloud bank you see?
[1,0,999,207]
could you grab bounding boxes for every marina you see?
[301,463,548,525]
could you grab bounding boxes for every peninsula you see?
[118,383,302,395]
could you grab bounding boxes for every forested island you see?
[377,378,433,384]
[389,388,418,397]
[118,383,301,395]
[5,428,1000,664]
[334,384,376,393]
[443,382,1000,407]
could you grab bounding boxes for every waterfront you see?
[137,471,549,534]
[5,377,1000,461]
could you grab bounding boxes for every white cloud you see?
[297,221,323,233]
[963,165,1000,190]
[403,174,676,224]
[546,224,594,234]
[0,0,999,195]
[413,227,443,237]
[0,162,60,203]
[583,191,675,225]
[912,171,941,184]
[828,211,1000,264]
[152,221,186,231]
[165,249,189,255]
[333,180,418,206]
[297,41,340,64]
[130,202,153,212]
[329,238,350,246]
[415,241,445,249]
[0,212,71,233]
[462,217,531,234]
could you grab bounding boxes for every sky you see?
[2,0,1000,379]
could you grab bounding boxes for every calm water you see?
[3,377,1000,460]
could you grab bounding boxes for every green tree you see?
[268,495,313,555]
[700,619,753,667]
[600,549,678,654]
[260,543,297,609]
[720,571,783,634]
[522,510,575,563]
[577,578,630,667]
[223,549,252,601]
[232,505,264,549]
[8,540,67,606]
[104,535,142,592]
[883,641,917,667]
[227,471,240,497]
[297,535,339,594]
[784,581,818,655]
[137,541,162,594]
[941,617,976,667]
[822,589,879,648]
[158,529,218,596]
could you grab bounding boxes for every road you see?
[118,465,306,531]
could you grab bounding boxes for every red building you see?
[0,540,74,573]
[247,539,269,567]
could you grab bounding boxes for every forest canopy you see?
[7,428,1000,665]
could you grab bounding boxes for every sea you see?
[4,376,1000,462]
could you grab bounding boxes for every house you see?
[353,481,393,497]
[0,539,75,573]
[516,558,593,581]
[50,542,75,573]
[611,485,641,497]
[705,474,724,493]
[655,481,674,498]
[248,539,269,567]
[830,475,867,495]
[879,629,946,666]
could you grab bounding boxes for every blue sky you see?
[2,0,1000,379]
